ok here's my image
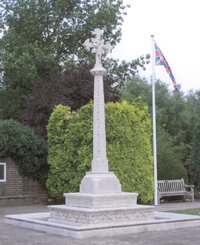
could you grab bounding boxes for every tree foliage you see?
[0,0,150,129]
[47,102,154,204]
[190,94,200,190]
[0,0,126,64]
[190,122,200,189]
[121,77,190,181]
[0,119,48,185]
[0,0,125,118]
[18,63,119,138]
[156,126,188,181]
[17,57,152,138]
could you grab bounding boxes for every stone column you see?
[91,67,108,172]
[79,29,121,194]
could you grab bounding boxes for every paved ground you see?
[1,201,200,245]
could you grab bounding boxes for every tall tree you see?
[156,125,187,181]
[18,57,151,138]
[18,63,120,138]
[186,90,200,184]
[121,77,189,145]
[121,77,191,180]
[0,0,129,119]
[190,118,200,190]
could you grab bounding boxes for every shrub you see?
[157,126,188,182]
[47,101,154,203]
[0,119,48,185]
[190,120,200,190]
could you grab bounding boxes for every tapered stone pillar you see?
[79,29,121,195]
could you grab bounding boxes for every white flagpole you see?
[151,35,158,206]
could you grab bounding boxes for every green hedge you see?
[0,119,48,185]
[47,101,154,203]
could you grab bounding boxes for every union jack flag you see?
[155,43,178,91]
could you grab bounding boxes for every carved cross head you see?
[83,28,112,66]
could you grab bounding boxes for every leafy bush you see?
[0,119,48,185]
[47,101,154,203]
[190,120,200,190]
[18,63,119,138]
[157,126,188,182]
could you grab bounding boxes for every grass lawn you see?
[168,208,200,216]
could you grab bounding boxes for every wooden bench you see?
[157,179,194,204]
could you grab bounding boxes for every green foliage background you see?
[190,119,200,190]
[0,119,48,185]
[121,77,190,182]
[47,101,154,203]
[0,0,128,119]
[157,126,188,181]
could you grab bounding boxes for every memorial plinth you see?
[48,29,154,228]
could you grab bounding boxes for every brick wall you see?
[0,158,48,207]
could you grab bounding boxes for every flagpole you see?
[151,35,158,206]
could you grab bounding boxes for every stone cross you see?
[80,29,121,194]
[82,29,112,173]
[83,28,112,68]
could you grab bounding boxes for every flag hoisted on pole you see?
[151,36,178,206]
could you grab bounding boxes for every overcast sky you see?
[110,0,200,93]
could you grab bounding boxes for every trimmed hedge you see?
[47,101,154,203]
[0,119,48,185]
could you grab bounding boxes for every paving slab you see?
[1,202,200,245]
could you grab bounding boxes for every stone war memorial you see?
[48,28,154,225]
[5,29,200,239]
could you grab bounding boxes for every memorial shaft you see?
[91,68,108,172]
[83,28,112,173]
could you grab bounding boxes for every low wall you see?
[0,158,48,207]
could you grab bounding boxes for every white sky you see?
[110,0,200,93]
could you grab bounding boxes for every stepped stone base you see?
[49,191,154,225]
[64,192,138,208]
[5,211,200,239]
[48,204,155,225]
[48,172,154,226]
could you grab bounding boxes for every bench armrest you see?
[184,184,194,191]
